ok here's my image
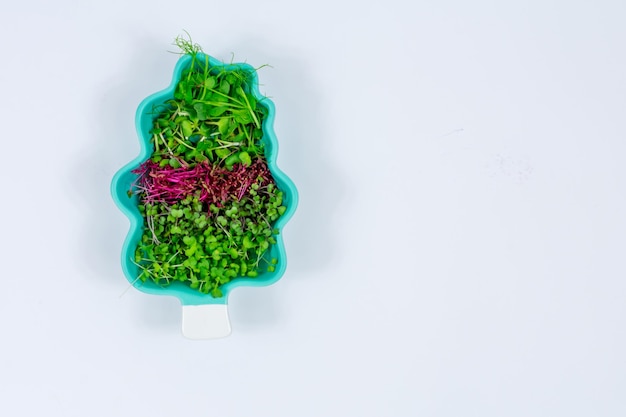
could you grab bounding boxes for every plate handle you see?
[182,304,231,339]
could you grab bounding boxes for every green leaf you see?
[225,154,240,168]
[196,139,210,152]
[215,148,230,159]
[247,95,257,111]
[193,103,209,121]
[204,77,216,89]
[185,246,196,257]
[217,118,230,135]
[239,151,252,166]
[219,80,230,94]
[233,110,252,124]
[181,120,193,137]
[176,80,193,101]
[208,106,228,117]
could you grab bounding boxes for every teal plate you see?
[111,53,298,338]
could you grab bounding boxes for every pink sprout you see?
[132,159,273,206]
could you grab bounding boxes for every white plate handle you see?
[182,304,231,339]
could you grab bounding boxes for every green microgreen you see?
[130,35,286,297]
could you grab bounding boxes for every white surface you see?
[182,305,231,340]
[1,1,625,416]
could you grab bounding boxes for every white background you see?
[1,1,625,416]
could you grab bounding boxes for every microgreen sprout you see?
[173,31,203,56]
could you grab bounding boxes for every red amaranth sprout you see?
[132,159,274,207]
